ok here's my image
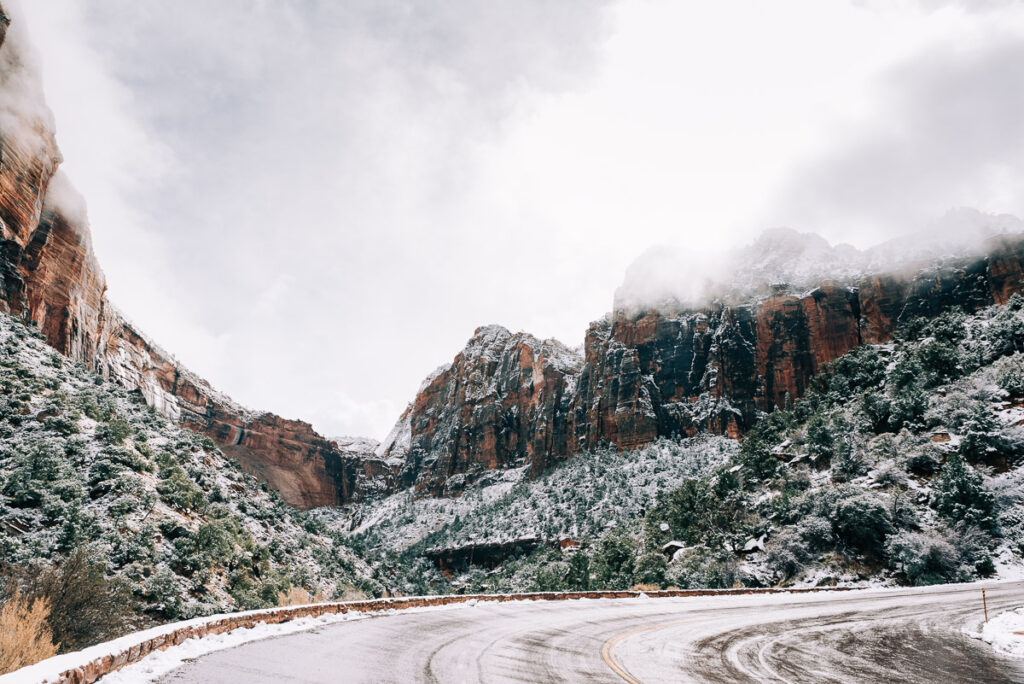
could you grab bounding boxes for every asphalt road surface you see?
[159,582,1024,683]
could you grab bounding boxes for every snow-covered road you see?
[157,582,1024,683]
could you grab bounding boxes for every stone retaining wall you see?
[33,586,854,683]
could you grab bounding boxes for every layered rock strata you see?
[4,3,1024,506]
[380,240,1024,496]
[0,8,371,509]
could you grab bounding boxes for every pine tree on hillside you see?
[931,454,997,532]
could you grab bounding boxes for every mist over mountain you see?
[615,209,1024,313]
[8,3,1024,676]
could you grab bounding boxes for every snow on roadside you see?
[0,602,470,684]
[977,606,1024,658]
[100,612,372,684]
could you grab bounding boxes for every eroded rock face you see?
[380,245,1024,497]
[0,7,366,510]
[569,308,753,451]
[379,289,857,496]
[753,286,861,411]
[378,326,583,496]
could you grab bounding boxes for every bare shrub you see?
[335,586,370,601]
[6,549,133,652]
[628,583,661,592]
[0,593,58,674]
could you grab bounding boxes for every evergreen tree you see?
[566,551,590,590]
[958,404,1008,464]
[931,454,997,532]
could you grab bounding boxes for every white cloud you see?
[766,13,1024,245]
[14,0,1024,438]
[16,0,614,437]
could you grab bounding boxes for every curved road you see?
[159,582,1024,683]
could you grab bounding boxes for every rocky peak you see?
[733,228,862,289]
[377,325,583,496]
[616,218,1024,315]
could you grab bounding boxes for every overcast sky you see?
[14,0,1024,439]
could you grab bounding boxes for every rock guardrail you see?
[7,586,856,684]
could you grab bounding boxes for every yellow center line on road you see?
[600,618,700,684]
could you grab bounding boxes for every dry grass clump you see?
[7,549,132,653]
[277,586,328,607]
[336,586,370,601]
[0,593,58,674]
[629,583,662,592]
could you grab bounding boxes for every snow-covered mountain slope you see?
[0,314,380,630]
[330,299,1024,596]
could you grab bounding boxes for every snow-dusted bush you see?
[592,530,639,590]
[763,529,811,581]
[953,402,1016,465]
[996,354,1024,397]
[905,445,943,476]
[797,516,835,552]
[931,454,997,532]
[831,446,869,483]
[885,530,959,585]
[664,546,740,589]
[886,522,993,584]
[632,551,668,587]
[873,460,907,488]
[949,523,996,577]
[533,560,571,592]
[829,489,893,557]
[888,384,929,433]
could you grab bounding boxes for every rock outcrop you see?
[378,326,582,496]
[380,239,1024,496]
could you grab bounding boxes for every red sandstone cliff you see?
[0,8,369,509]
[380,244,1024,496]
[5,3,1024,507]
[377,326,582,496]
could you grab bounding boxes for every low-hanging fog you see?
[14,0,1024,439]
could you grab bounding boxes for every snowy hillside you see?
[0,314,380,647]
[326,297,1024,596]
[326,436,736,552]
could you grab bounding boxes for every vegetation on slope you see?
[0,314,381,662]
[6,292,1024,661]
[349,297,1024,594]
[327,437,736,595]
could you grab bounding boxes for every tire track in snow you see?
[157,583,1024,683]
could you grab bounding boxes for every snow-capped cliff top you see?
[464,324,583,374]
[615,209,1024,313]
[330,435,382,457]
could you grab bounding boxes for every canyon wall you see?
[0,8,380,509]
[380,326,583,497]
[381,243,1024,496]
[4,4,1024,506]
